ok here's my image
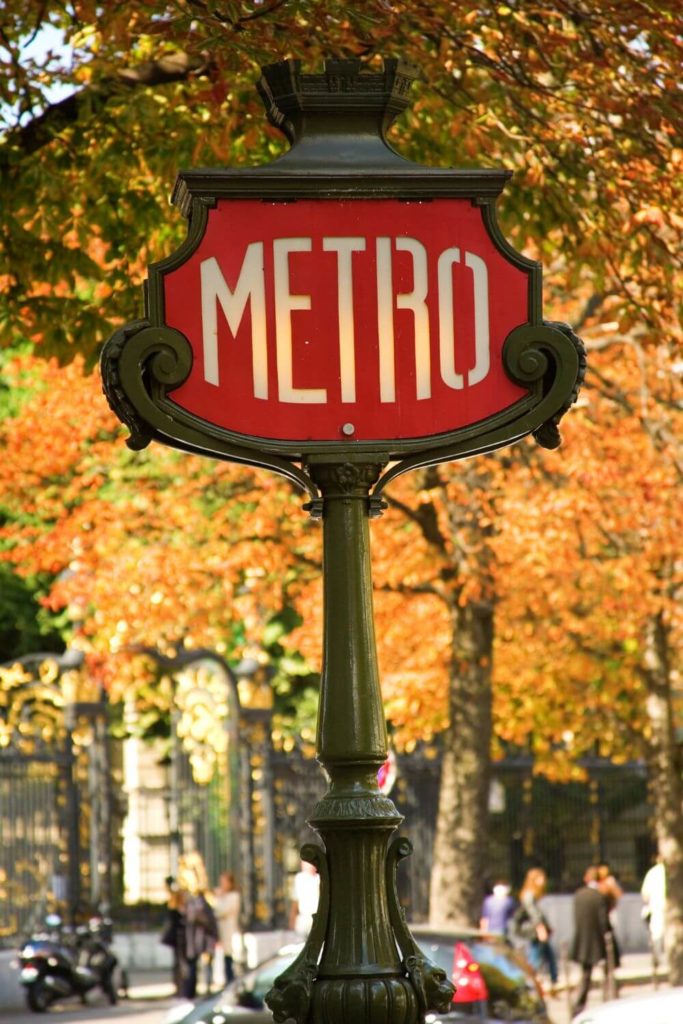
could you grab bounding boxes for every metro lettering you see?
[201,236,491,404]
[323,237,366,403]
[201,247,267,397]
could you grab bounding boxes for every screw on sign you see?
[102,58,585,1024]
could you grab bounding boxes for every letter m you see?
[200,245,267,397]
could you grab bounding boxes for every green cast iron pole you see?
[265,461,454,1024]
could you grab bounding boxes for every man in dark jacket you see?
[570,866,610,1017]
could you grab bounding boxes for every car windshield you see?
[184,945,301,1022]
[240,947,301,1004]
[575,987,683,1023]
[172,993,223,1024]
[416,935,547,1022]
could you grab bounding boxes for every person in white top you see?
[289,860,320,937]
[641,856,666,966]
[214,871,241,983]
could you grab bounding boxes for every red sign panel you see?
[164,198,530,443]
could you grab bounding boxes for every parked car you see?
[166,929,552,1023]
[573,987,683,1024]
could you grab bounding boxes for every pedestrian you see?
[160,876,185,996]
[597,862,622,972]
[179,859,219,1000]
[214,871,241,985]
[480,880,516,936]
[597,862,623,919]
[514,867,558,996]
[289,859,320,937]
[641,854,666,969]
[569,865,609,1018]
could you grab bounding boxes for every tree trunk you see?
[642,613,683,985]
[429,599,493,927]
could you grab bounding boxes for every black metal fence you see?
[0,713,656,942]
[234,744,655,927]
[389,749,655,919]
[0,652,120,944]
[0,752,64,941]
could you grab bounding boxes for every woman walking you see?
[214,871,241,985]
[516,867,558,996]
[178,856,219,1000]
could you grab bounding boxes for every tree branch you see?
[384,493,449,554]
[377,578,452,605]
[1,51,209,167]
[186,0,290,27]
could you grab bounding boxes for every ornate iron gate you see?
[0,653,114,940]
[0,749,66,940]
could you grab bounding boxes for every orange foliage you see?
[1,318,681,770]
[0,355,312,703]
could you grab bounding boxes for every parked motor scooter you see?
[17,912,119,1012]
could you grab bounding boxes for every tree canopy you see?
[1,0,682,967]
[1,1,680,359]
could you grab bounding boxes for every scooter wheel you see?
[26,980,52,1012]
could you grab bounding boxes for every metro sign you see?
[102,57,583,491]
[102,61,584,1024]
[163,198,529,445]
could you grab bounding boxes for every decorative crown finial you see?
[257,57,419,144]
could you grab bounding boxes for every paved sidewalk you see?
[540,952,669,1024]
[128,975,176,1000]
[124,951,668,1002]
[553,950,667,992]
